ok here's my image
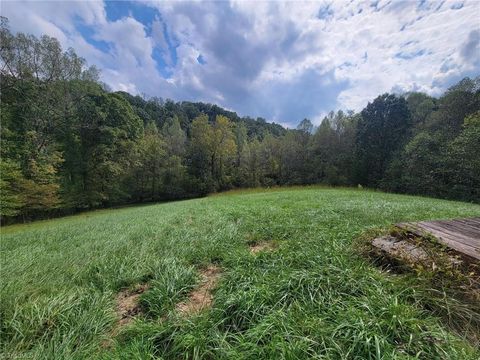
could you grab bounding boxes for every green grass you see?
[1,187,480,359]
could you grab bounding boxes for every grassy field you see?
[1,187,480,359]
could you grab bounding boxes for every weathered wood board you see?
[398,217,480,260]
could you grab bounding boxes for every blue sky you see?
[2,0,479,127]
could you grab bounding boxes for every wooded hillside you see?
[1,19,479,222]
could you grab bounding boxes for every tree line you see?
[1,19,479,222]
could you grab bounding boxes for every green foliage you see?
[20,152,63,214]
[392,83,480,202]
[356,94,412,187]
[188,114,215,193]
[187,115,237,192]
[446,112,480,201]
[67,92,143,208]
[0,159,24,217]
[406,92,436,126]
[128,123,167,202]
[402,131,447,196]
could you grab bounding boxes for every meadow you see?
[1,187,480,359]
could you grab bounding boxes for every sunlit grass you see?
[1,187,480,359]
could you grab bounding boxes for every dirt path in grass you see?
[249,241,276,254]
[176,265,221,315]
[115,283,149,326]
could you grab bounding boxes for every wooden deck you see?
[398,217,480,260]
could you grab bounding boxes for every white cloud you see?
[2,0,479,126]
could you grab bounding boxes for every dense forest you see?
[1,19,479,222]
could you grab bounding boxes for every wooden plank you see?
[416,222,479,248]
[423,219,480,243]
[403,221,478,247]
[417,218,480,243]
[414,227,479,259]
[450,218,480,226]
[439,219,480,237]
[452,219,480,233]
[397,217,480,260]
[440,219,480,232]
[415,223,479,251]
[461,218,480,226]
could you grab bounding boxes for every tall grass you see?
[1,188,479,359]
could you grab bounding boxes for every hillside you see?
[2,187,480,359]
[116,91,287,139]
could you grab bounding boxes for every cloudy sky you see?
[2,0,479,127]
